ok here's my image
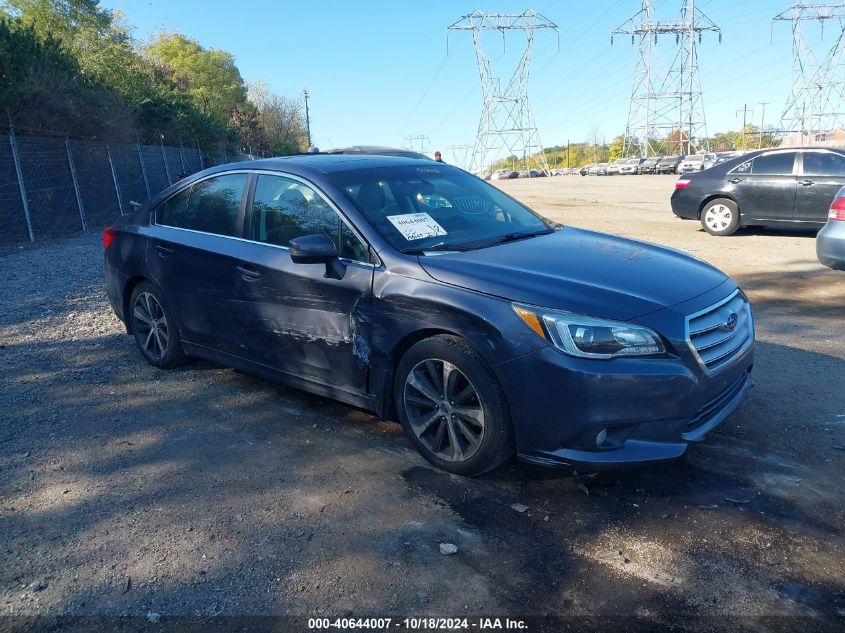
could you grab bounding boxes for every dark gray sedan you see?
[817,186,845,270]
[672,147,845,236]
[103,155,753,476]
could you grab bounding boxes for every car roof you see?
[323,145,431,160]
[206,153,437,177]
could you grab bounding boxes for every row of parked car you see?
[581,151,749,177]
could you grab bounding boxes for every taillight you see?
[103,226,118,249]
[676,178,691,189]
[829,196,845,221]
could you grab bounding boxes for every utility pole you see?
[758,102,770,148]
[612,0,721,157]
[303,89,312,147]
[567,139,570,168]
[447,10,558,174]
[773,3,845,137]
[736,104,754,148]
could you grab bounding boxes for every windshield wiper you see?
[461,228,554,249]
[401,228,554,255]
[400,242,472,255]
[497,228,555,243]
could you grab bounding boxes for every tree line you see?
[488,124,782,172]
[0,0,307,155]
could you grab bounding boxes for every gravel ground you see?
[0,175,843,631]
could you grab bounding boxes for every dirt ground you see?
[1,174,843,631]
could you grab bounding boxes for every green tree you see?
[3,0,111,45]
[247,81,306,155]
[608,135,625,161]
[146,31,247,126]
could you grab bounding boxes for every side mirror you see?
[288,234,346,280]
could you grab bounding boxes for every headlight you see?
[513,304,665,359]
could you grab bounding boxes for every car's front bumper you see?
[494,331,754,471]
[816,220,845,270]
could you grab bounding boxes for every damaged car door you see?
[234,172,375,395]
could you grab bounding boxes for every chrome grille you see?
[686,290,753,373]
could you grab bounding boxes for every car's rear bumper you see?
[495,341,754,471]
[103,255,128,326]
[816,220,845,270]
[671,189,700,220]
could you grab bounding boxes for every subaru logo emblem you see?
[722,312,738,331]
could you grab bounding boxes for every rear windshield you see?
[327,165,549,254]
[686,155,703,160]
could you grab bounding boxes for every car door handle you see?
[729,178,742,184]
[799,179,814,186]
[236,265,261,281]
[155,244,173,257]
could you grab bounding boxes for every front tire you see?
[395,335,513,476]
[700,198,740,236]
[129,281,186,368]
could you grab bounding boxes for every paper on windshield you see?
[387,213,448,241]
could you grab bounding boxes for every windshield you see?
[328,165,550,253]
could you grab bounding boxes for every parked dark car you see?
[671,147,845,236]
[638,157,661,174]
[656,156,683,174]
[104,155,754,476]
[817,186,845,270]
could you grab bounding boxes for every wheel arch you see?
[121,275,149,334]
[697,193,739,219]
[376,327,468,421]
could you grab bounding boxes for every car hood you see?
[418,227,731,321]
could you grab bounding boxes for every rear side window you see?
[156,188,191,228]
[802,152,845,177]
[156,174,248,236]
[184,174,248,236]
[749,153,796,175]
[251,174,369,261]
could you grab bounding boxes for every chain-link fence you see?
[0,132,224,244]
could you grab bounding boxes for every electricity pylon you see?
[404,135,430,155]
[447,10,558,174]
[773,3,845,137]
[612,0,721,157]
[447,144,473,170]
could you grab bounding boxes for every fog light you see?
[595,428,608,447]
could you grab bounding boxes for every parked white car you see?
[677,155,706,173]
[618,158,644,175]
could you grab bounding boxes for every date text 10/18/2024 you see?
[308,617,528,630]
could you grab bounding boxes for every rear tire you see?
[129,281,186,368]
[700,198,740,236]
[395,335,513,476]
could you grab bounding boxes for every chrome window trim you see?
[151,169,253,231]
[152,168,378,268]
[151,224,377,269]
[684,289,754,375]
[728,149,799,176]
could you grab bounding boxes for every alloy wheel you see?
[133,291,169,360]
[403,359,485,462]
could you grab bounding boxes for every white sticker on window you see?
[386,213,448,241]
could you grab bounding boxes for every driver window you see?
[251,174,369,262]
